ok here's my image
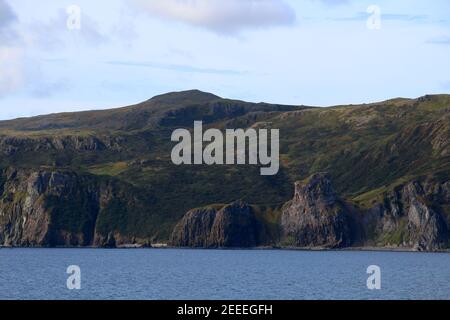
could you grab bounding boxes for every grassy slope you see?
[0,91,449,240]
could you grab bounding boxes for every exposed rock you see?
[0,168,97,246]
[404,182,447,250]
[0,135,124,156]
[169,207,217,247]
[363,181,449,251]
[94,231,117,248]
[169,174,449,251]
[1,166,448,251]
[407,199,446,251]
[0,167,150,247]
[170,201,259,248]
[280,173,352,248]
[209,201,259,247]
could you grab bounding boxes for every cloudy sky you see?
[0,0,449,119]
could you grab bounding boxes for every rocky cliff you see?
[1,167,448,251]
[170,201,260,248]
[280,173,353,248]
[170,173,449,251]
[0,168,153,247]
[360,180,449,251]
[0,134,124,156]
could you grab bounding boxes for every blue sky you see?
[0,0,449,120]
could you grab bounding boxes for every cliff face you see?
[362,180,449,251]
[0,135,124,156]
[0,168,96,246]
[1,167,448,251]
[277,173,449,251]
[0,168,151,247]
[280,173,353,248]
[170,173,449,251]
[0,170,48,246]
[169,207,217,247]
[170,201,259,248]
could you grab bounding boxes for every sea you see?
[0,248,449,300]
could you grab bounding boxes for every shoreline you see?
[1,244,449,254]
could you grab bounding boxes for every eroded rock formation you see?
[170,201,259,248]
[171,173,449,251]
[0,167,149,247]
[280,173,353,248]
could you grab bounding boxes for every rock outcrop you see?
[169,207,217,247]
[277,173,449,251]
[0,167,150,247]
[362,180,449,251]
[169,174,449,251]
[0,135,124,156]
[170,201,259,248]
[280,173,353,248]
[1,166,448,251]
[0,168,96,246]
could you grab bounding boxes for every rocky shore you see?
[170,173,450,252]
[1,168,448,251]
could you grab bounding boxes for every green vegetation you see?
[378,219,408,246]
[88,162,128,176]
[0,90,449,241]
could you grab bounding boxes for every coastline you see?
[1,244,449,253]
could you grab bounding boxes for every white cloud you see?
[0,0,17,43]
[27,9,109,51]
[0,0,24,97]
[130,0,296,35]
[0,47,24,96]
[0,1,108,98]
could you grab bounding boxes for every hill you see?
[0,91,449,250]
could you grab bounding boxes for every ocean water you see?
[0,248,449,300]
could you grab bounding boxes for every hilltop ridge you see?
[0,90,306,132]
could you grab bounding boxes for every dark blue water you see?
[0,248,449,300]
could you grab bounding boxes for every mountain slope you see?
[0,89,307,132]
[0,90,449,249]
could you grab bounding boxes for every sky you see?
[0,0,449,120]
